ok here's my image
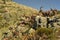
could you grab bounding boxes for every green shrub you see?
[36,28,53,36]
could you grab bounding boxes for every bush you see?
[36,28,53,36]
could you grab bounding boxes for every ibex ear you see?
[39,6,43,13]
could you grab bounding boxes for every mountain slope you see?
[0,1,38,39]
[0,1,38,28]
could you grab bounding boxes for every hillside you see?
[0,0,38,39]
[0,0,38,28]
[0,0,60,40]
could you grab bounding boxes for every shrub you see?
[36,27,53,36]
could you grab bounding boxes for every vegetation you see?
[36,28,53,36]
[36,27,58,40]
[0,0,38,28]
[0,0,60,40]
[0,0,38,39]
